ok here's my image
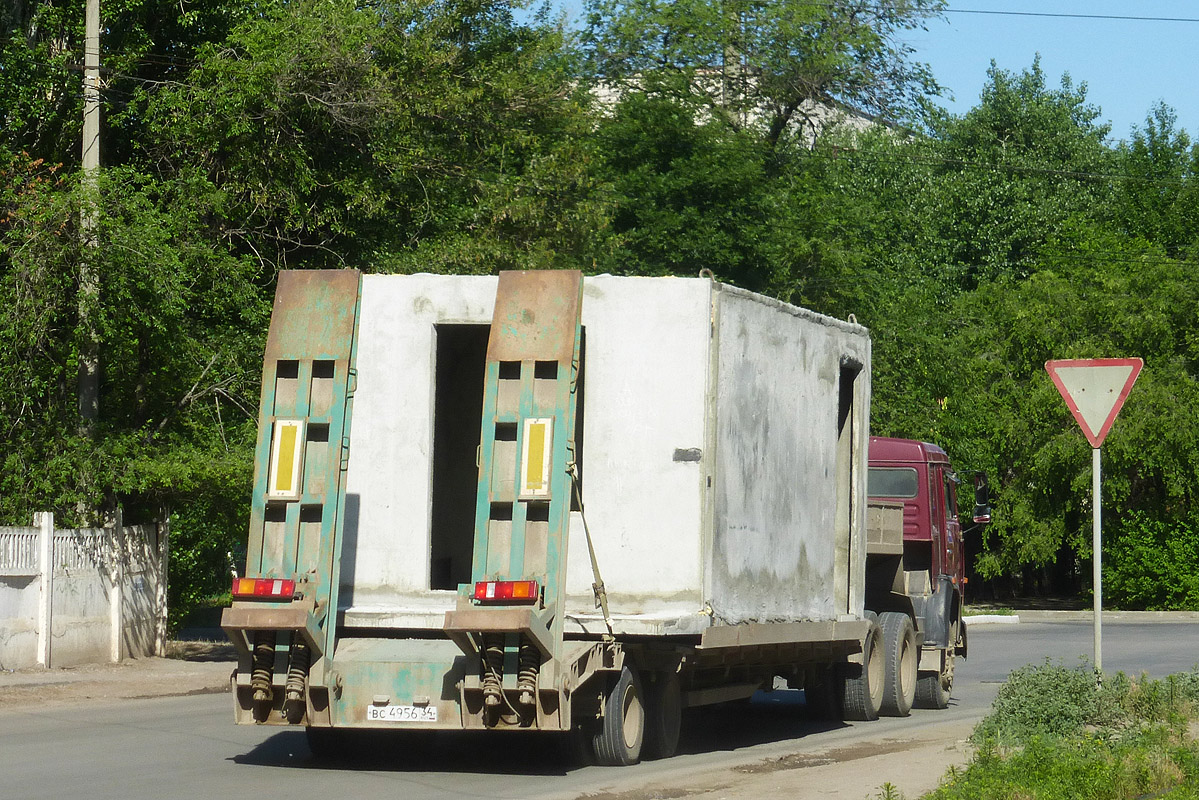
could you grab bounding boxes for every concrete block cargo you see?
[221,269,989,765]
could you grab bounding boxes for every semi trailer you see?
[221,268,988,764]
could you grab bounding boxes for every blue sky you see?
[911,1,1197,143]
[546,1,1197,143]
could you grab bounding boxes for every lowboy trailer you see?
[221,269,985,764]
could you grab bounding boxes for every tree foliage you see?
[3,0,1199,618]
[583,0,945,142]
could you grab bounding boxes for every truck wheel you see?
[592,666,645,766]
[803,665,842,721]
[841,617,883,721]
[642,670,682,760]
[879,612,916,717]
[915,649,954,709]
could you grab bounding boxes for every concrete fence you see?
[0,511,168,670]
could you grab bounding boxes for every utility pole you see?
[79,0,101,430]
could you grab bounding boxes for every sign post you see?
[1045,358,1143,680]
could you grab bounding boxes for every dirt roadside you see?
[0,640,235,709]
[571,719,976,800]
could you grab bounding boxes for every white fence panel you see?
[0,527,39,576]
[0,515,168,669]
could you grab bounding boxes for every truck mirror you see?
[972,472,991,525]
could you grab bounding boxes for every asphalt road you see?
[4,620,1198,800]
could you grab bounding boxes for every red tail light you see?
[232,577,296,600]
[473,580,539,604]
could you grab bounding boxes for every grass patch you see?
[962,606,1017,616]
[921,661,1199,799]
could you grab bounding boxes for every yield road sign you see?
[1045,358,1143,448]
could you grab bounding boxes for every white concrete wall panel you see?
[344,275,710,619]
[1,523,166,668]
[710,286,871,624]
[0,576,40,669]
[51,570,111,666]
[563,277,709,614]
[342,275,869,633]
[345,275,498,608]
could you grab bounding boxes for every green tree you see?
[0,0,252,166]
[1108,103,1199,260]
[0,162,265,525]
[145,0,601,273]
[582,0,945,145]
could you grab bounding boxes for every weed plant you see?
[923,661,1199,800]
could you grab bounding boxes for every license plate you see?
[366,704,438,723]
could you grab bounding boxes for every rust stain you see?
[486,270,582,363]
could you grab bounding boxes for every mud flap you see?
[920,575,957,649]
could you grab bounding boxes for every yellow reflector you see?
[275,424,298,492]
[267,419,305,499]
[519,417,553,499]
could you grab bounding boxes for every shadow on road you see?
[230,688,847,773]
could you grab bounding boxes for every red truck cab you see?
[867,436,964,590]
[865,436,989,709]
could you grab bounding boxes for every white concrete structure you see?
[0,514,167,669]
[341,274,871,636]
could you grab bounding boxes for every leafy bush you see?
[930,731,1197,800]
[929,664,1199,800]
[1106,512,1199,610]
[972,660,1114,743]
[168,488,250,631]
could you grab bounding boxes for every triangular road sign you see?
[1045,358,1143,448]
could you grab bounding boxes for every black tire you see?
[915,649,954,709]
[841,617,883,721]
[879,612,917,717]
[642,670,682,760]
[803,664,843,721]
[592,666,645,766]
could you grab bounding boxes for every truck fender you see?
[919,575,958,650]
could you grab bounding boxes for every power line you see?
[943,7,1199,24]
[800,2,1199,24]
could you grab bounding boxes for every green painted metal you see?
[467,270,584,669]
[243,269,361,663]
[329,638,470,729]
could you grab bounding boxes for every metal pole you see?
[1093,446,1102,681]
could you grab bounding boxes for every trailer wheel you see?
[879,612,916,717]
[841,616,883,721]
[915,649,954,709]
[642,670,682,760]
[592,666,645,766]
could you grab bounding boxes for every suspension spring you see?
[482,633,505,707]
[285,638,311,702]
[250,631,277,703]
[516,637,539,706]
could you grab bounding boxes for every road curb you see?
[962,614,1019,625]
[965,610,1199,624]
[1012,609,1199,623]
